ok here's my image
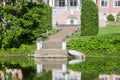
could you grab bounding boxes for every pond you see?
[0,57,120,80]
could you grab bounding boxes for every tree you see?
[0,1,52,49]
[107,14,115,21]
[81,0,99,36]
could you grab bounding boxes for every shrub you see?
[81,0,99,36]
[107,14,115,21]
[67,33,120,56]
[116,12,120,22]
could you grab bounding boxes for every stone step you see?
[43,41,62,49]
[34,58,67,64]
[34,49,68,58]
[43,64,62,70]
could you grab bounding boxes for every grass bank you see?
[67,25,120,57]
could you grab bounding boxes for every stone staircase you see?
[43,41,62,49]
[34,26,79,58]
[34,41,68,58]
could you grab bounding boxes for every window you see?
[114,0,120,7]
[55,0,65,7]
[100,77,109,80]
[59,0,65,7]
[70,0,77,6]
[5,0,12,2]
[101,0,108,7]
[115,77,120,80]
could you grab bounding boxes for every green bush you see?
[81,0,99,36]
[116,12,120,22]
[107,14,115,21]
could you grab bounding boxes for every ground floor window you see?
[114,0,120,7]
[55,0,65,7]
[70,0,77,6]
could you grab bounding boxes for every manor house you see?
[43,0,120,27]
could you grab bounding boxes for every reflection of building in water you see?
[99,74,120,80]
[0,69,23,80]
[52,69,81,80]
[35,58,82,80]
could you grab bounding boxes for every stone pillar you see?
[77,72,81,80]
[65,74,68,80]
[49,0,52,7]
[77,0,80,10]
[93,0,96,3]
[37,64,43,73]
[3,1,6,6]
[62,64,67,72]
[62,40,67,50]
[52,0,55,7]
[65,0,68,10]
[37,40,42,50]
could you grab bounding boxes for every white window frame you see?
[55,0,65,7]
[99,75,110,80]
[100,0,109,8]
[69,0,77,7]
[114,75,120,80]
[114,0,120,7]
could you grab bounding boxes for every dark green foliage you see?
[0,1,52,49]
[81,0,99,36]
[107,14,115,21]
[67,33,120,57]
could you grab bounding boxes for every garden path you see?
[47,26,79,41]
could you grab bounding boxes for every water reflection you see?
[35,58,85,80]
[99,74,120,80]
[0,70,5,80]
[0,69,23,80]
[0,57,119,80]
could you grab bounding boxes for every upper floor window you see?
[70,0,77,7]
[114,0,120,7]
[101,0,108,7]
[55,0,65,7]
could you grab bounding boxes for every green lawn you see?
[98,25,120,35]
[71,25,120,38]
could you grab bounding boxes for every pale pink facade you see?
[97,0,120,13]
[96,0,120,26]
[47,0,120,27]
